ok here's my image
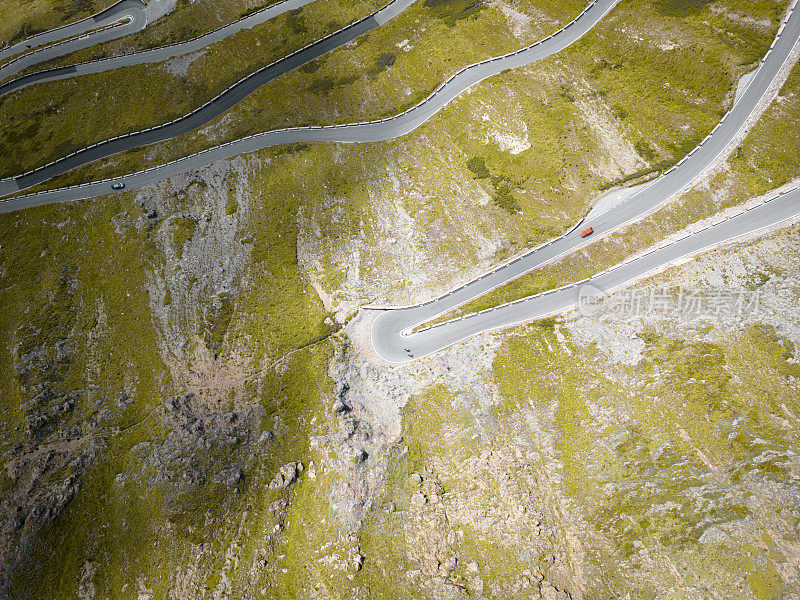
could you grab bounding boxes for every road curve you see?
[366,1,800,361]
[371,187,800,362]
[0,0,421,196]
[0,0,146,74]
[0,0,321,97]
[0,0,619,204]
[0,0,795,362]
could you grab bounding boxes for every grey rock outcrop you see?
[268,462,303,489]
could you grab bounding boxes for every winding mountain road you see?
[0,0,422,196]
[369,3,800,362]
[0,0,321,97]
[0,0,616,198]
[370,188,800,362]
[1,0,798,363]
[0,0,147,75]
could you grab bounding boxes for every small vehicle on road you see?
[111,182,125,190]
[580,226,594,238]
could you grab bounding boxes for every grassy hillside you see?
[0,0,112,46]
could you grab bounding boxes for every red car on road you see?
[580,226,594,238]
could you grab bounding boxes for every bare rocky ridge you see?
[143,157,253,371]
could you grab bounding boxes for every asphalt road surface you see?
[0,0,421,196]
[0,0,618,201]
[370,187,800,362]
[0,0,146,78]
[0,0,321,97]
[1,0,798,363]
[366,2,800,361]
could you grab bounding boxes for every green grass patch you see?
[402,383,479,473]
[0,0,109,46]
[171,215,198,255]
[466,155,490,178]
[423,0,485,27]
[493,183,521,214]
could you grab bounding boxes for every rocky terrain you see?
[0,0,799,598]
[2,141,799,600]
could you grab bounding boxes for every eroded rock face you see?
[214,466,245,487]
[141,160,253,373]
[268,461,303,490]
[0,268,112,589]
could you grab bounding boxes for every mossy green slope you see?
[0,145,344,597]
[492,316,800,598]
